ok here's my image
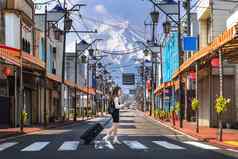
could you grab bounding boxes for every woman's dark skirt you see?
[112,109,120,123]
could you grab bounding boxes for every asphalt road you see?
[0,109,237,159]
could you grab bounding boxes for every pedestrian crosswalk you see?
[0,142,18,151]
[123,140,149,150]
[0,140,220,152]
[152,141,185,149]
[21,142,50,152]
[58,141,80,151]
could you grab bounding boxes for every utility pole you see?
[186,0,191,36]
[19,17,24,132]
[86,58,90,118]
[74,41,78,121]
[150,5,159,116]
[61,0,67,121]
[184,0,191,121]
[178,0,184,128]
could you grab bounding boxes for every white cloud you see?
[95,4,108,14]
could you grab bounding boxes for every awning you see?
[64,80,75,88]
[47,73,61,83]
[22,51,45,70]
[82,87,96,95]
[173,24,238,79]
[0,44,45,70]
[154,80,179,96]
[0,44,20,66]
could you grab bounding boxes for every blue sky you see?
[34,0,196,94]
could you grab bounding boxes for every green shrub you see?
[174,102,180,113]
[192,98,200,111]
[215,96,230,114]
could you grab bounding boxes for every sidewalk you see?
[144,112,238,150]
[0,115,111,140]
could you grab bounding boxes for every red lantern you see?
[211,57,220,68]
[2,67,12,77]
[146,80,151,91]
[189,70,196,80]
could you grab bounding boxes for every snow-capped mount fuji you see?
[74,16,146,93]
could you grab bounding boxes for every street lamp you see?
[88,48,94,57]
[163,20,172,34]
[150,10,160,24]
[64,14,73,31]
[144,49,150,57]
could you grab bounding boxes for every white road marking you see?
[94,140,114,150]
[183,141,219,150]
[226,148,238,153]
[123,140,148,150]
[21,142,50,151]
[152,141,185,149]
[0,142,18,151]
[58,141,79,151]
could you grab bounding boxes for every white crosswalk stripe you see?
[152,141,186,149]
[183,141,219,150]
[94,140,114,150]
[0,142,18,151]
[21,142,50,151]
[58,141,80,151]
[123,140,148,150]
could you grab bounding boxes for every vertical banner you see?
[162,32,179,82]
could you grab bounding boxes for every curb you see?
[141,112,238,151]
[143,113,198,141]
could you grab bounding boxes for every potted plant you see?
[215,96,231,141]
[22,111,28,126]
[192,98,200,133]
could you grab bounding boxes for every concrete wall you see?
[212,0,235,39]
[198,73,210,127]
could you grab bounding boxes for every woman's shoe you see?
[113,138,121,144]
[103,135,110,142]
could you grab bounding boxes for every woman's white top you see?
[114,97,123,109]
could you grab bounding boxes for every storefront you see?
[173,24,238,128]
[0,64,16,127]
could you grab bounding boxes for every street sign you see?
[183,36,198,52]
[122,73,135,85]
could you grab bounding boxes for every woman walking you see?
[103,86,123,144]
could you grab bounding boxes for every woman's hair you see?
[109,86,121,103]
[112,86,121,97]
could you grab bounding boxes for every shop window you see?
[22,38,31,54]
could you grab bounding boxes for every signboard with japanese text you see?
[122,73,135,85]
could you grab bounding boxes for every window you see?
[207,17,212,44]
[22,38,31,53]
